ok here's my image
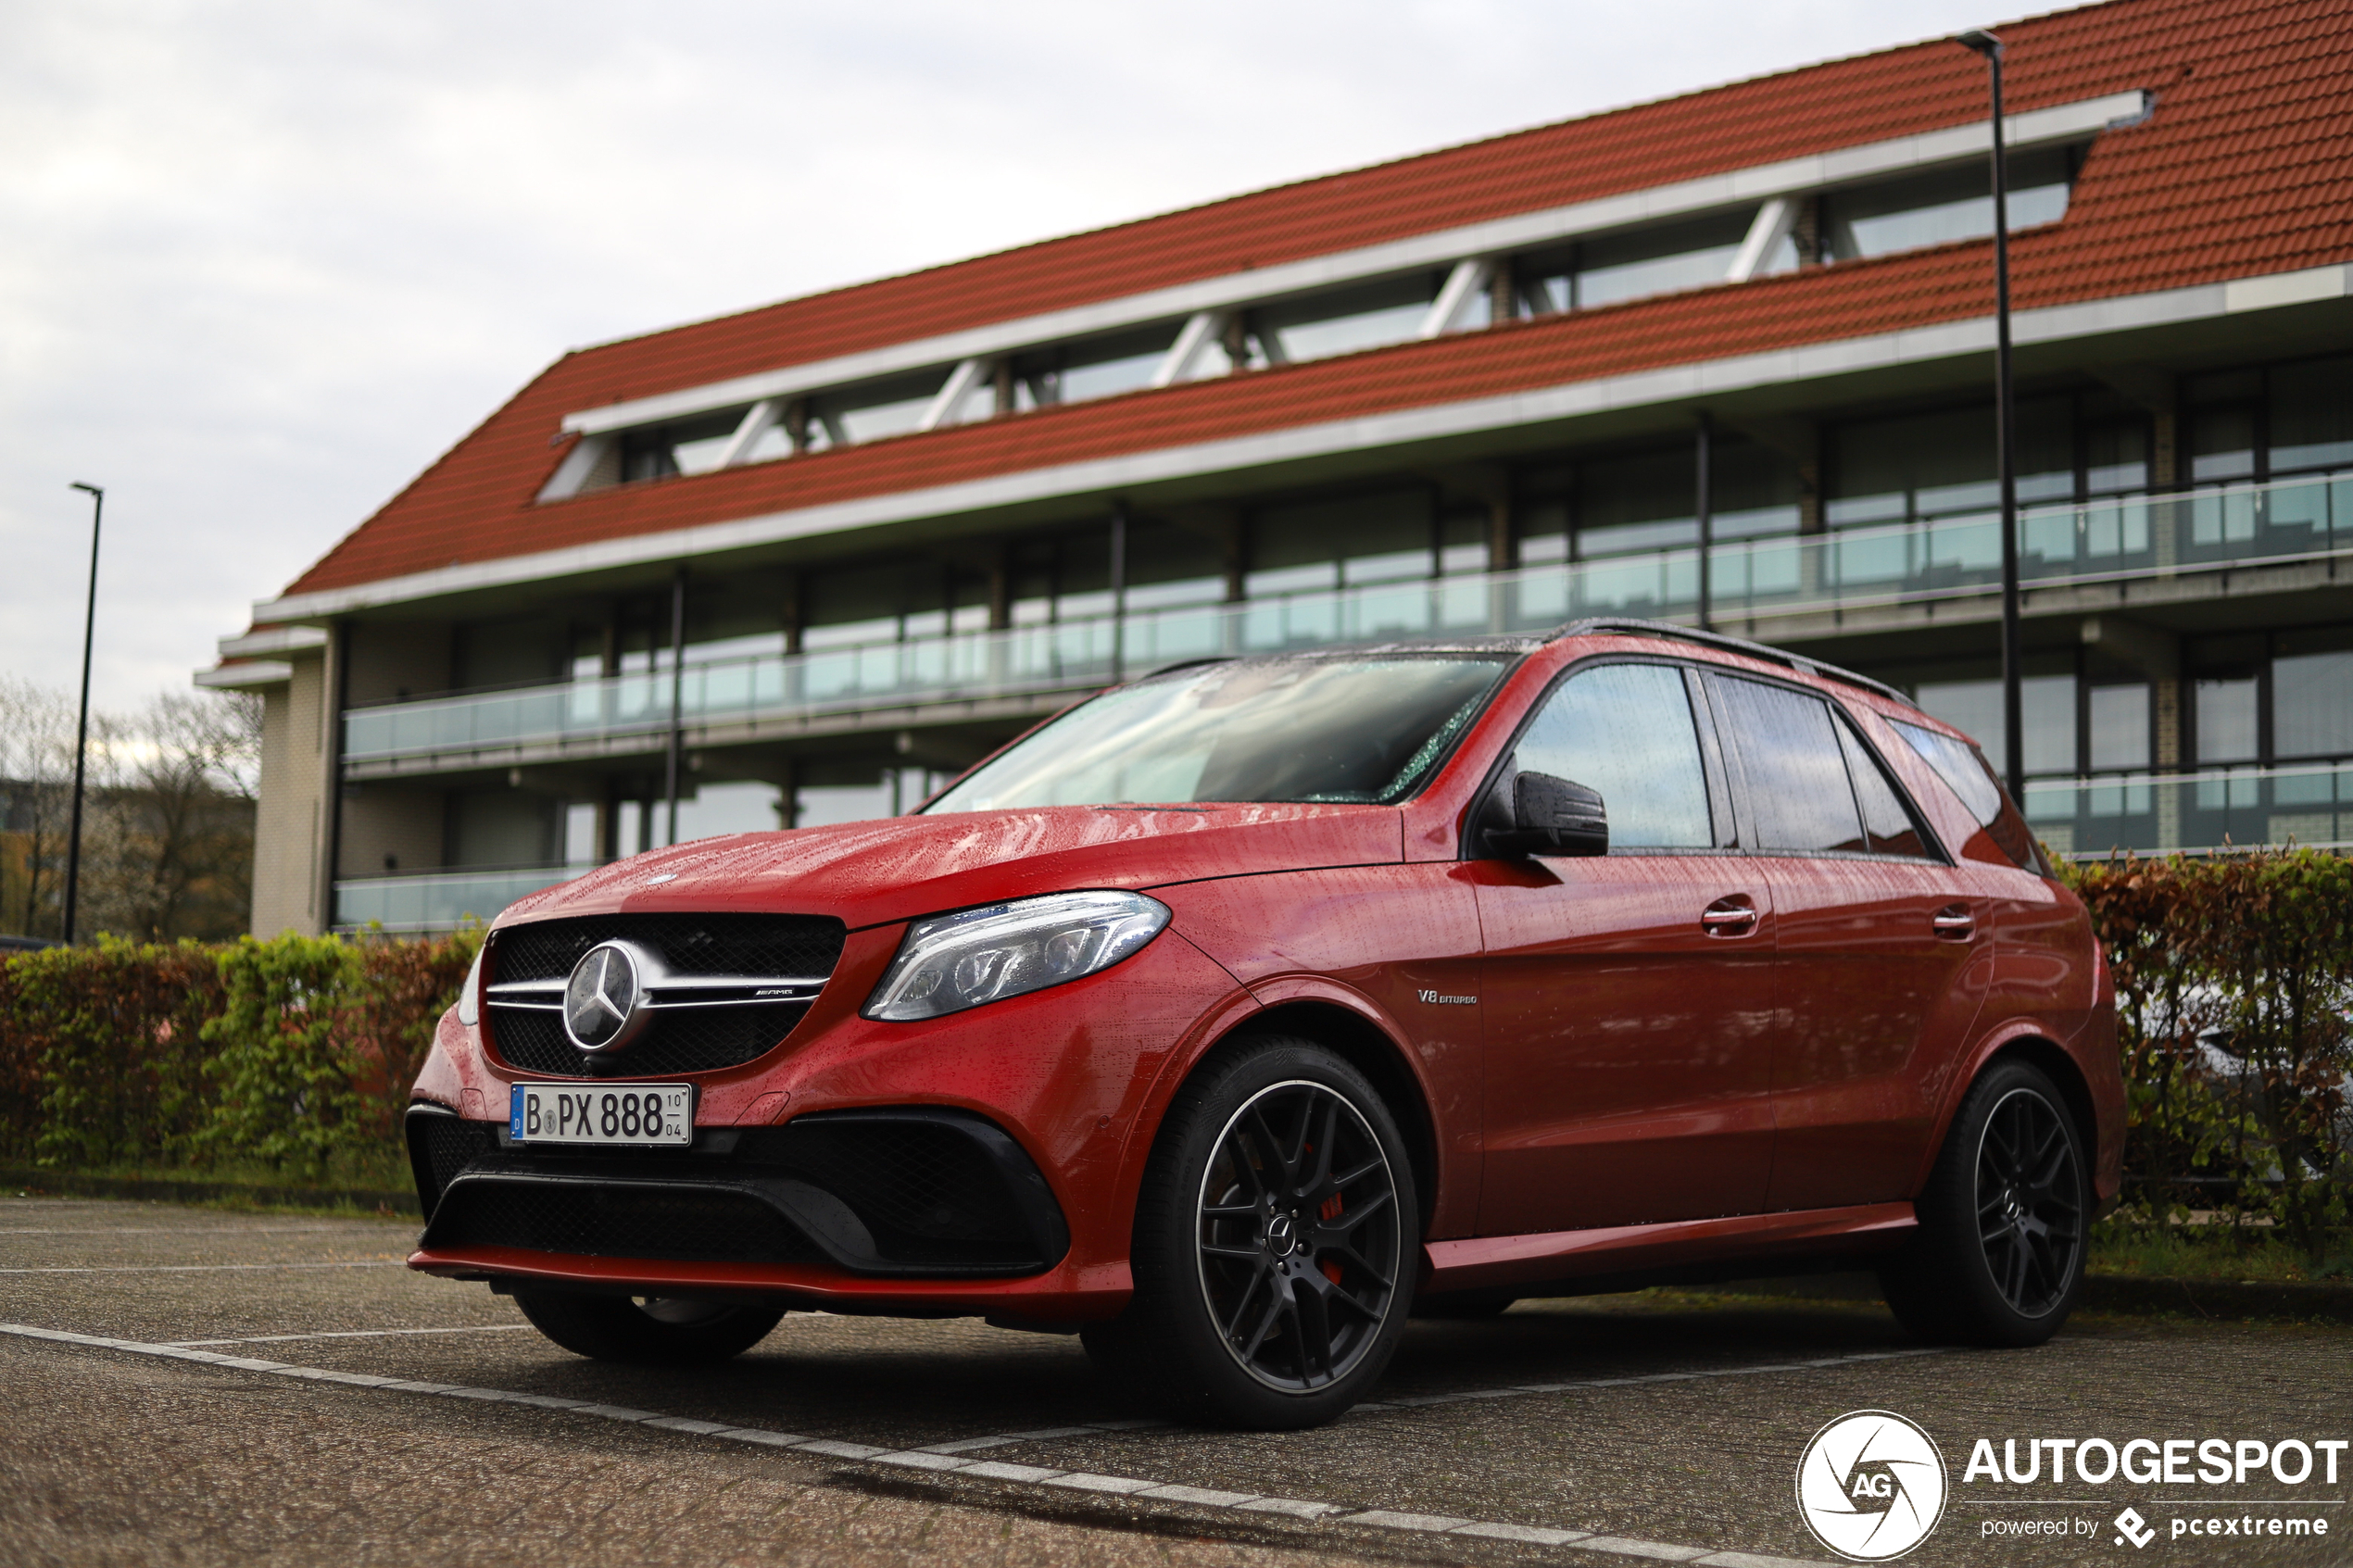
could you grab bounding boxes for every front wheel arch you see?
[1201,1001,1438,1237]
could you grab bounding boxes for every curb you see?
[1718,1269,2353,1323]
[2080,1272,2353,1323]
[0,1167,421,1218]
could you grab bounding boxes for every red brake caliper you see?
[1318,1192,1343,1284]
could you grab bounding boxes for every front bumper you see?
[409,1103,1070,1279]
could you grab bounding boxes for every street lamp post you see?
[62,483,103,945]
[1957,28,2026,804]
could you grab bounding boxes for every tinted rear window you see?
[1714,677,1865,852]
[1892,718,2044,871]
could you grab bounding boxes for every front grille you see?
[491,1002,810,1076]
[494,913,844,985]
[429,1178,822,1264]
[484,913,845,1078]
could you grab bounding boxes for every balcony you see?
[2028,759,2353,860]
[342,471,2353,775]
[333,863,592,934]
[334,758,2353,930]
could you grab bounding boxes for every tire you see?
[1880,1059,2089,1347]
[514,1291,785,1364]
[1084,1036,1417,1429]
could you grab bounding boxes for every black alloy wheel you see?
[1085,1036,1417,1428]
[1975,1085,2085,1317]
[1880,1059,2089,1347]
[1195,1079,1403,1391]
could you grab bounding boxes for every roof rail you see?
[1551,618,1913,708]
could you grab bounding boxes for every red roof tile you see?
[280,0,2353,601]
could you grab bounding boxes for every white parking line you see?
[166,1325,539,1348]
[1346,1345,1951,1419]
[0,1225,353,1236]
[0,1321,1833,1567]
[0,1261,404,1274]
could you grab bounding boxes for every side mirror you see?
[1487,771,1608,859]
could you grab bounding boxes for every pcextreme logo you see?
[1796,1410,1949,1561]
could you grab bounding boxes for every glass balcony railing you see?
[2026,759,2353,859]
[337,759,2353,929]
[333,864,591,933]
[343,471,2353,767]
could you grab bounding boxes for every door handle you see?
[1701,896,1759,936]
[1931,904,1975,941]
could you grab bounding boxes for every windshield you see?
[925,655,1511,811]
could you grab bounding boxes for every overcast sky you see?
[2,0,2014,714]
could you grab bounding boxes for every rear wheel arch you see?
[1991,1036,2100,1168]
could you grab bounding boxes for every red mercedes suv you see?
[407,620,2120,1428]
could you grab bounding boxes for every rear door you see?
[1473,659,1778,1236]
[1705,674,1993,1211]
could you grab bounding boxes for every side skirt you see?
[1422,1201,1914,1297]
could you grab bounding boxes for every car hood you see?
[499,804,1404,931]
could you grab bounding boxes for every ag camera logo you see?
[1796,1410,1949,1561]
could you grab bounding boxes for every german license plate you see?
[510,1083,695,1148]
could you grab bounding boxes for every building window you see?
[1913,674,2077,781]
[1513,437,1795,564]
[1246,489,1434,596]
[2087,684,2152,772]
[1827,398,2077,528]
[2195,677,2260,764]
[2273,646,2353,759]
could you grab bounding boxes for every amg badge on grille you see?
[562,940,657,1053]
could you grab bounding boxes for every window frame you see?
[1461,654,1738,859]
[1700,669,1953,865]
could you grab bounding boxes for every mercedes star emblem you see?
[562,940,656,1053]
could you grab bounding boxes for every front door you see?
[1475,660,1778,1236]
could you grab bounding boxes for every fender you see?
[1906,1014,2089,1199]
[1110,968,1458,1241]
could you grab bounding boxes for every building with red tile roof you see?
[208,0,2353,934]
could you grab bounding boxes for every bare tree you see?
[0,683,259,942]
[0,676,79,940]
[82,691,262,941]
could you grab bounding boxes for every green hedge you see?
[0,930,478,1184]
[2064,849,2352,1254]
[0,859,2346,1249]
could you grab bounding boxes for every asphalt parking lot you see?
[3,1197,2346,1567]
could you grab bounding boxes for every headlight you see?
[863,890,1170,1022]
[456,946,484,1028]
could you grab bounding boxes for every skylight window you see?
[1254,275,1440,366]
[1011,322,1180,409]
[1516,208,1783,314]
[1824,146,2075,260]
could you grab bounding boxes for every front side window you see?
[925,655,1508,811]
[1513,662,1712,848]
